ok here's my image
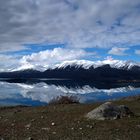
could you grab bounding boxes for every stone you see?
[118,105,134,118]
[41,127,50,131]
[27,137,33,140]
[52,132,56,134]
[136,125,140,128]
[86,102,133,120]
[51,122,55,126]
[11,123,15,127]
[25,123,31,129]
[31,119,35,122]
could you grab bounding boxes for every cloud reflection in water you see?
[0,81,140,106]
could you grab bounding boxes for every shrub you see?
[48,95,80,105]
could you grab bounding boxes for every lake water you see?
[0,79,140,106]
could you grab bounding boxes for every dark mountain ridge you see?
[0,64,140,81]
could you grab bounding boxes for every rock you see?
[11,123,15,127]
[52,132,56,134]
[86,102,133,120]
[25,123,31,129]
[118,105,134,118]
[136,125,140,128]
[31,119,35,122]
[27,137,33,140]
[41,127,50,131]
[51,122,55,126]
[86,125,93,128]
[89,125,94,129]
[71,127,74,130]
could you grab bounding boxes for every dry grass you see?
[48,96,80,105]
[0,99,140,140]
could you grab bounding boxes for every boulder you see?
[86,102,133,120]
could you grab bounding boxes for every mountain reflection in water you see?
[0,79,140,106]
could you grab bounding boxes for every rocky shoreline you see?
[0,95,140,140]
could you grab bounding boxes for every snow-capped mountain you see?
[53,59,140,70]
[0,59,140,81]
[11,59,140,72]
[11,63,49,72]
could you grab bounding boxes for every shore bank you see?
[0,96,140,140]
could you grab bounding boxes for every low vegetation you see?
[48,95,80,105]
[0,97,140,140]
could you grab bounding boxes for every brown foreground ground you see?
[0,96,140,140]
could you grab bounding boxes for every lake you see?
[0,79,140,106]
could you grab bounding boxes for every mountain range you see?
[0,59,140,81]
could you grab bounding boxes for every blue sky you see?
[0,0,140,71]
[6,43,140,61]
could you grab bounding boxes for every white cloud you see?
[0,0,140,71]
[108,47,129,56]
[17,48,97,71]
[0,55,20,71]
[0,0,140,52]
[0,48,98,71]
[135,50,140,55]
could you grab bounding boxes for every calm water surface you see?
[0,79,140,106]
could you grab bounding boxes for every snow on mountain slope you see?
[11,59,140,72]
[11,64,49,72]
[54,59,140,70]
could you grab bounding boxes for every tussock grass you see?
[48,95,80,105]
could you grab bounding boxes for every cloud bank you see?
[0,0,140,52]
[18,47,96,71]
[108,47,129,56]
[0,0,140,71]
[135,50,140,55]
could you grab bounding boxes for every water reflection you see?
[0,80,140,106]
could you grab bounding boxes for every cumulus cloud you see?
[135,50,140,55]
[15,47,97,71]
[0,55,20,71]
[0,0,140,71]
[0,47,98,71]
[0,0,140,52]
[108,47,129,56]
